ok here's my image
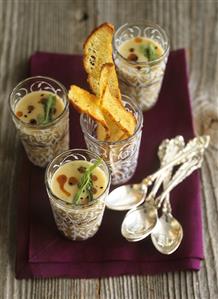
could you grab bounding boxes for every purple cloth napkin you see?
[16,50,203,279]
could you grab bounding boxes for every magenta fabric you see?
[15,50,203,279]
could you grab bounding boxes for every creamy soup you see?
[15,91,64,125]
[50,160,108,205]
[118,37,164,63]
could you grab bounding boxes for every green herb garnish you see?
[73,158,102,205]
[37,94,56,125]
[139,43,158,61]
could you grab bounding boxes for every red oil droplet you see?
[57,174,71,196]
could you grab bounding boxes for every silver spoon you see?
[121,136,184,242]
[151,138,184,254]
[151,197,183,254]
[105,183,147,211]
[121,148,206,242]
[121,151,176,241]
[105,136,210,211]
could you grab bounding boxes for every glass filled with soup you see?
[45,149,111,241]
[113,22,169,111]
[9,76,69,167]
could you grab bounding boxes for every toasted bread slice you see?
[107,125,125,142]
[101,85,137,136]
[68,85,108,129]
[83,23,114,96]
[105,114,126,142]
[99,63,122,103]
[97,115,126,142]
[118,132,129,141]
[96,123,110,141]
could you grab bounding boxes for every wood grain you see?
[0,0,218,298]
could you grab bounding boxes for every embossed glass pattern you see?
[113,23,169,111]
[80,95,143,185]
[9,76,69,167]
[45,149,111,241]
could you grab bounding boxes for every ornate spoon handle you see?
[155,153,204,208]
[158,136,185,212]
[141,135,210,187]
[146,136,185,200]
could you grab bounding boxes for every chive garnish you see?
[37,94,56,125]
[73,158,102,205]
[139,43,158,61]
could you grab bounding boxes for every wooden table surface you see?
[1,0,218,298]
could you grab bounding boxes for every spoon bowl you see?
[105,184,147,211]
[151,213,183,254]
[121,201,157,241]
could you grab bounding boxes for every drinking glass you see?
[9,76,69,167]
[113,22,169,111]
[45,149,111,241]
[80,95,143,185]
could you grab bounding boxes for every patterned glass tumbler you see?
[80,95,143,185]
[9,76,69,167]
[113,22,170,111]
[45,149,111,241]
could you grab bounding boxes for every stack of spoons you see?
[105,135,210,254]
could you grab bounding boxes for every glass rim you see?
[80,94,143,146]
[9,75,69,129]
[45,148,111,210]
[113,22,170,66]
